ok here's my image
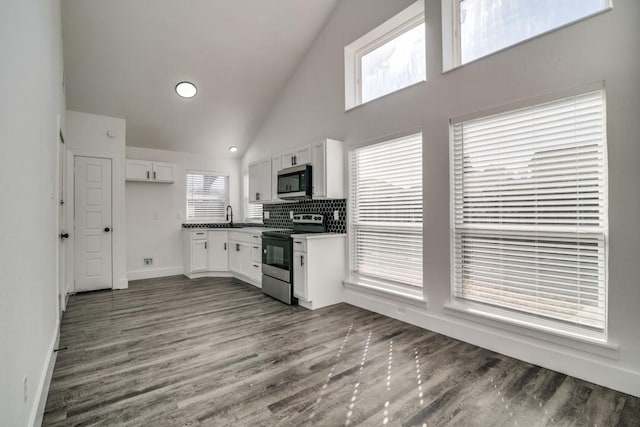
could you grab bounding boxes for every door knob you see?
[60,233,69,239]
[104,227,111,232]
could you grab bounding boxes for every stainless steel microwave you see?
[277,164,312,200]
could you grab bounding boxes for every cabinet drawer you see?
[250,244,262,263]
[191,231,208,240]
[292,238,306,252]
[250,262,262,282]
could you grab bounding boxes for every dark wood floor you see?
[43,276,639,426]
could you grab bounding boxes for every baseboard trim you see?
[127,267,184,281]
[29,320,60,427]
[344,287,640,398]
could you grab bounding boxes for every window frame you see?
[347,131,424,297]
[448,84,609,341]
[185,170,229,222]
[441,0,613,72]
[344,0,426,110]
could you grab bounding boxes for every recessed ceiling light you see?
[175,81,197,98]
[228,146,238,153]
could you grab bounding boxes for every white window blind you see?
[349,133,423,288]
[451,90,607,333]
[186,171,229,221]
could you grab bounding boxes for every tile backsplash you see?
[263,199,347,233]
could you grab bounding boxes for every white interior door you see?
[74,156,112,292]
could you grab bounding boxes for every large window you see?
[450,90,608,336]
[186,171,229,221]
[345,1,425,109]
[442,0,611,70]
[349,133,423,290]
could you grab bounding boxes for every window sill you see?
[444,302,619,360]
[343,277,427,309]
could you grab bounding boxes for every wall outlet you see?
[289,211,294,219]
[144,258,153,265]
[263,211,269,219]
[23,376,28,403]
[334,210,339,221]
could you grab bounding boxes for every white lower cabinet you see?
[183,229,263,287]
[293,251,307,300]
[191,239,208,273]
[207,231,228,271]
[292,234,346,310]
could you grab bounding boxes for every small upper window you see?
[345,1,426,109]
[443,0,611,70]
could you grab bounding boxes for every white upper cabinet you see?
[152,162,175,182]
[311,139,344,199]
[125,159,152,181]
[248,138,343,203]
[271,155,282,203]
[281,146,311,169]
[126,159,175,183]
[248,158,272,203]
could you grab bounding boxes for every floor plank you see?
[43,276,640,426]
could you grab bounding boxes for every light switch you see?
[334,210,339,221]
[290,211,294,219]
[263,211,270,219]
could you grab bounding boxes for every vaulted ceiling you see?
[61,0,339,158]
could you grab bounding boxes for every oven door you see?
[262,235,292,283]
[277,165,312,199]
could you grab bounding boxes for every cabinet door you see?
[293,251,308,301]
[311,143,325,198]
[208,232,229,271]
[152,162,175,182]
[191,240,208,273]
[240,243,252,277]
[258,159,272,201]
[281,152,295,169]
[229,241,242,272]
[295,147,311,165]
[248,162,260,202]
[125,159,152,181]
[271,156,282,201]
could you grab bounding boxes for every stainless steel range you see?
[261,214,325,304]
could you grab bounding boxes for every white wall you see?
[65,110,128,290]
[125,146,241,280]
[0,0,66,425]
[242,0,640,396]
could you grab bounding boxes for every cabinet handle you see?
[294,241,302,245]
[224,243,227,250]
[153,171,156,179]
[301,255,304,266]
[253,246,259,249]
[236,243,240,251]
[146,171,150,179]
[204,241,207,250]
[256,192,260,200]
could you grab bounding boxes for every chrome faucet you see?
[226,205,233,225]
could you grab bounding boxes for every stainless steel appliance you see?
[261,214,326,304]
[277,164,312,200]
